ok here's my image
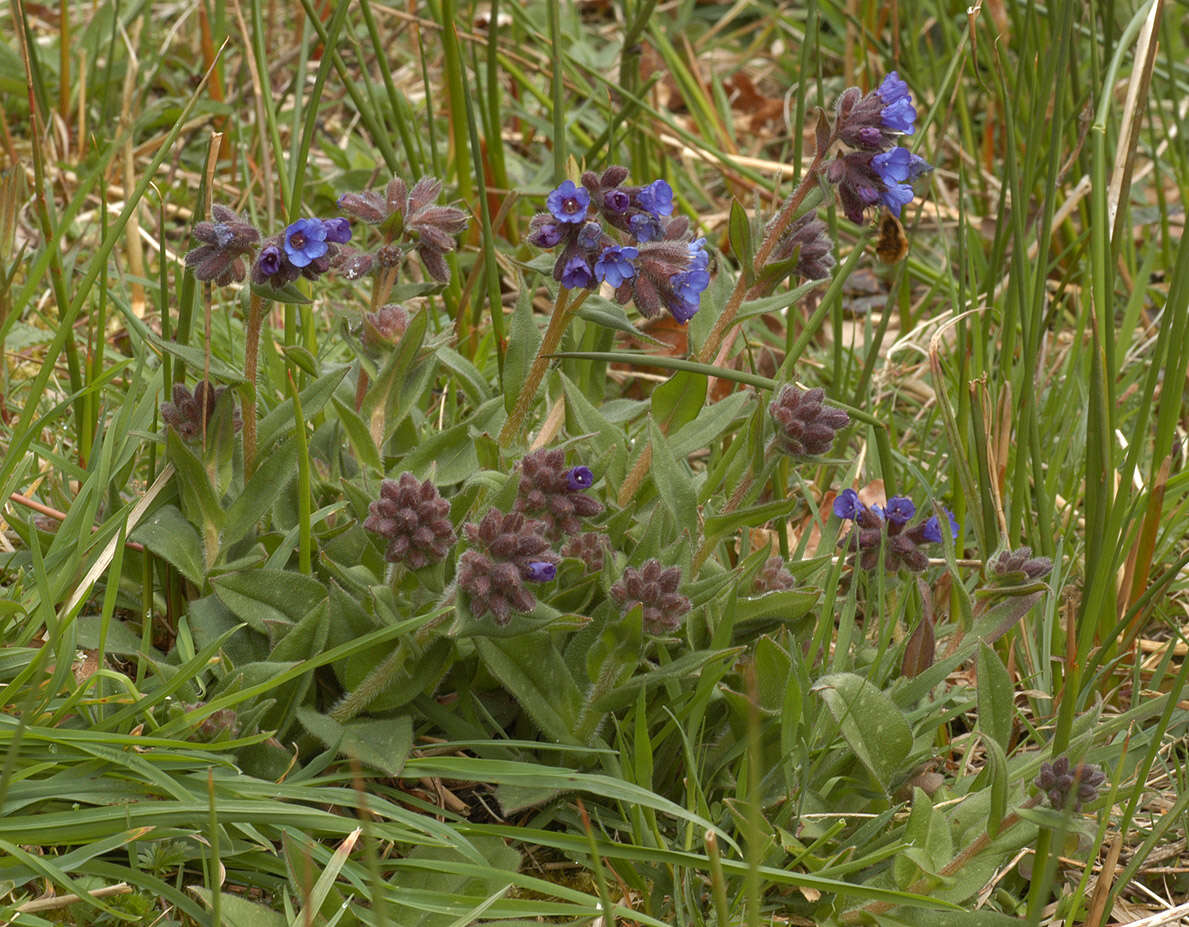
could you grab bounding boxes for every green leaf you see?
[731,587,820,631]
[728,198,754,285]
[576,296,658,340]
[438,346,493,403]
[166,428,224,556]
[668,390,752,458]
[297,707,413,778]
[703,498,798,539]
[651,370,707,436]
[212,570,328,634]
[503,288,543,416]
[331,396,382,474]
[754,635,792,713]
[221,437,299,549]
[129,504,205,585]
[400,420,481,486]
[189,888,288,927]
[474,636,583,746]
[648,418,697,538]
[257,365,349,452]
[251,279,313,304]
[982,734,1009,839]
[143,328,245,383]
[976,643,1014,751]
[593,648,743,712]
[812,672,913,791]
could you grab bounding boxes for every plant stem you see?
[695,149,826,366]
[243,291,267,478]
[498,287,588,446]
[618,147,827,507]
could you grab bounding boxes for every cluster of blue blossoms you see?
[528,167,711,324]
[834,488,958,572]
[253,216,352,287]
[825,72,932,223]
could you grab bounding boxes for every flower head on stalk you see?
[185,205,260,286]
[834,490,959,573]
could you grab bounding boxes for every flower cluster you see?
[825,72,932,223]
[528,167,712,324]
[989,546,1054,582]
[457,510,560,625]
[562,532,610,573]
[337,176,468,283]
[184,175,468,292]
[514,448,604,540]
[769,386,850,457]
[610,560,691,635]
[184,205,260,285]
[763,212,837,284]
[753,556,796,594]
[833,490,958,572]
[161,380,240,442]
[363,474,457,570]
[253,216,353,287]
[362,304,410,349]
[1035,756,1107,811]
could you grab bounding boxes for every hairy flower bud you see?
[363,473,456,569]
[1035,756,1106,811]
[769,386,850,457]
[185,204,260,286]
[561,532,610,573]
[610,560,691,634]
[458,510,560,624]
[514,449,604,540]
[161,380,240,442]
[990,547,1053,581]
[753,556,796,594]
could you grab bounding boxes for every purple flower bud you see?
[577,221,604,251]
[565,466,594,491]
[323,217,352,243]
[256,244,284,278]
[630,213,662,243]
[528,214,564,248]
[525,561,557,582]
[603,188,631,213]
[922,508,959,543]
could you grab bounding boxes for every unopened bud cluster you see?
[457,511,561,625]
[161,381,240,442]
[769,386,850,457]
[514,449,604,540]
[610,559,691,634]
[1035,756,1106,811]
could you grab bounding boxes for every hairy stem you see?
[498,287,589,446]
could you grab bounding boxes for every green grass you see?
[1,0,1187,925]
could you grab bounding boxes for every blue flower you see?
[256,244,284,278]
[560,254,595,289]
[565,466,594,491]
[636,179,674,218]
[833,489,863,519]
[630,213,662,243]
[907,153,933,182]
[668,267,709,323]
[546,180,590,224]
[687,237,710,271]
[578,221,604,251]
[881,183,915,216]
[922,508,959,543]
[283,218,329,268]
[877,72,916,134]
[884,496,916,524]
[525,561,557,582]
[872,147,913,183]
[594,245,638,288]
[323,217,352,244]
